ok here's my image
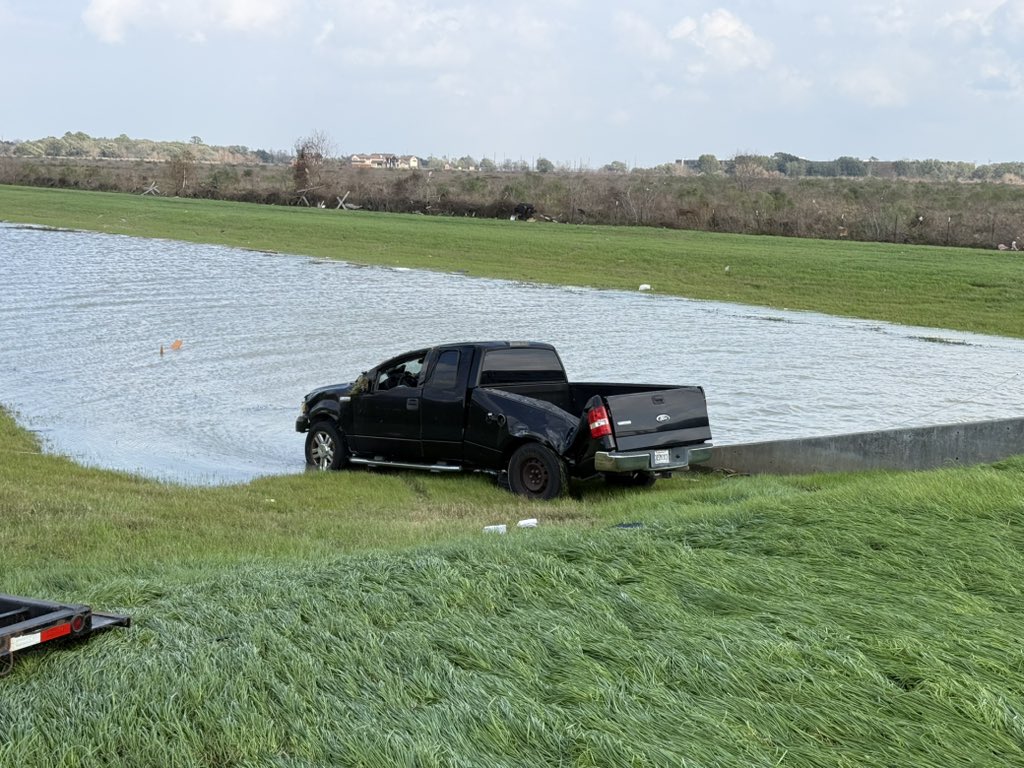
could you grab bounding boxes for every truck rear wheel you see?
[305,422,349,471]
[508,443,566,500]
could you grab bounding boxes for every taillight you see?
[588,405,612,439]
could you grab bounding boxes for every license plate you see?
[653,449,671,466]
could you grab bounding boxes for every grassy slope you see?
[2,411,1024,766]
[2,185,1023,337]
[3,185,1024,765]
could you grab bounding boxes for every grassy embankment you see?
[2,184,1023,338]
[2,409,1023,766]
[2,185,1024,765]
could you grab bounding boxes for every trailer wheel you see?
[508,443,566,500]
[305,422,349,471]
[606,471,657,488]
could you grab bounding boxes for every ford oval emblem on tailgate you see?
[656,414,671,423]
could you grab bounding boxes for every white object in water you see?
[483,524,507,534]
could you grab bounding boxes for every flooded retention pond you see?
[1,222,1022,485]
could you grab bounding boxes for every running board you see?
[349,457,463,473]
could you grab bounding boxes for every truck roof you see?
[436,341,555,352]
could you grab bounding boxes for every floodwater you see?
[1,222,1021,485]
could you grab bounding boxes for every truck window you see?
[376,353,425,391]
[427,350,460,390]
[479,348,567,386]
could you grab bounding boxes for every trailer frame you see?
[1,593,130,676]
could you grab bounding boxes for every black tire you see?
[507,443,567,500]
[304,421,349,471]
[605,471,657,488]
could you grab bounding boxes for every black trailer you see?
[0,593,130,676]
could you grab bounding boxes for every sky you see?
[2,1,1023,167]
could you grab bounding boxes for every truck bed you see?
[485,380,711,447]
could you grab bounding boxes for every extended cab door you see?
[420,346,473,462]
[349,351,427,460]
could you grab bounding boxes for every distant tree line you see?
[5,133,1024,183]
[0,132,291,164]
[683,152,1024,183]
[3,133,1024,249]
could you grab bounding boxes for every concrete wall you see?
[707,417,1024,475]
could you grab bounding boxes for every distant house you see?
[349,153,420,169]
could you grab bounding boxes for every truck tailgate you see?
[606,386,711,450]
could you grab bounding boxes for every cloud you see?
[325,3,474,69]
[989,0,1024,40]
[82,0,296,43]
[316,2,562,82]
[772,67,814,103]
[432,72,471,99]
[968,49,1024,94]
[669,9,773,73]
[82,0,144,43]
[616,10,673,61]
[484,6,556,48]
[811,14,835,36]
[217,0,293,32]
[936,8,991,39]
[649,82,674,100]
[934,0,1024,42]
[929,1,1024,96]
[837,67,908,108]
[608,108,631,126]
[860,3,912,35]
[0,1,23,29]
[314,20,334,47]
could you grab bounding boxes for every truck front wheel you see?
[305,422,349,471]
[508,443,567,500]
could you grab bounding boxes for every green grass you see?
[3,410,1024,766]
[3,184,1024,765]
[2,184,1023,337]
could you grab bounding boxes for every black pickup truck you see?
[296,341,712,499]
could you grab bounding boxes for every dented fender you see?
[468,388,581,461]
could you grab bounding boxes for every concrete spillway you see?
[707,417,1024,475]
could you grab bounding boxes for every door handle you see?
[406,398,419,411]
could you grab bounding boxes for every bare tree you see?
[293,130,335,199]
[166,148,198,196]
[624,173,664,225]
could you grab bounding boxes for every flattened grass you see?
[1,185,1023,337]
[3,408,1024,766]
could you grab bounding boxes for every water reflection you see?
[0,223,1021,484]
